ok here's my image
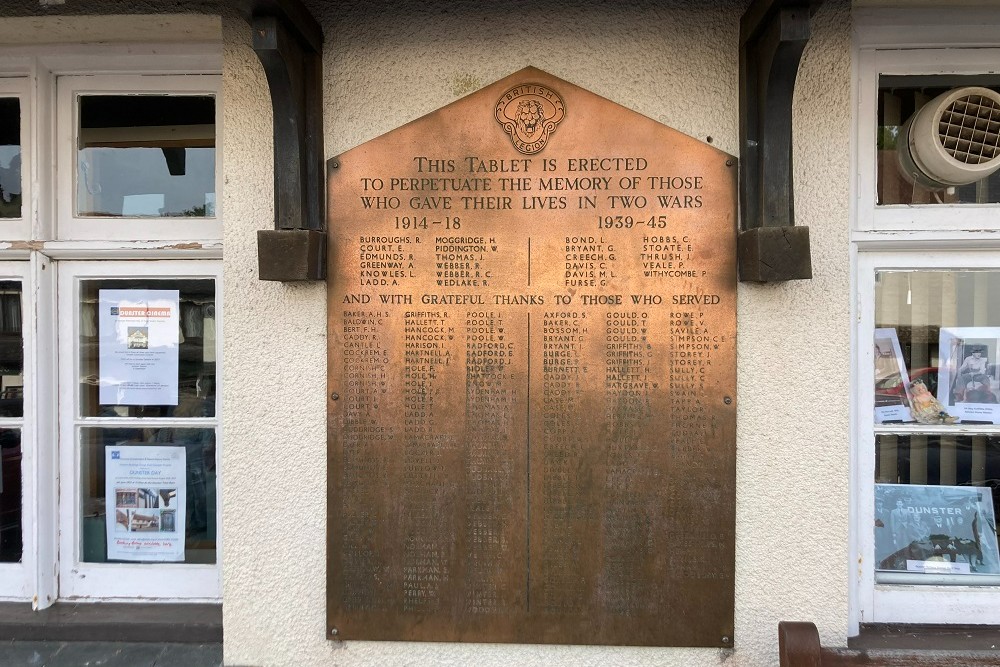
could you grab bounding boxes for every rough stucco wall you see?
[0,2,220,42]
[219,3,329,662]
[734,0,853,657]
[222,0,852,665]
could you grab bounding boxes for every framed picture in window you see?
[938,327,1000,424]
[875,327,913,423]
[875,483,1000,576]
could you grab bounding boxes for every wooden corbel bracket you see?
[237,0,327,281]
[738,0,823,282]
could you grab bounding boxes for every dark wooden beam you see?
[738,0,821,282]
[233,0,322,54]
[234,0,326,281]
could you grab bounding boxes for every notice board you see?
[327,67,737,647]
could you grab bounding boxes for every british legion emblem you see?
[494,83,566,155]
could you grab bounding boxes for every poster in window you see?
[875,483,1000,575]
[98,289,179,405]
[874,327,913,423]
[937,327,1000,425]
[105,445,186,562]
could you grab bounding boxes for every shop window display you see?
[873,270,1000,583]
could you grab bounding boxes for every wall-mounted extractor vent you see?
[898,86,1000,189]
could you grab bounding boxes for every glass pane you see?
[877,77,1000,206]
[0,98,21,219]
[0,282,23,418]
[875,435,1000,578]
[0,429,22,563]
[80,428,216,564]
[76,95,215,218]
[79,278,216,418]
[874,271,1000,426]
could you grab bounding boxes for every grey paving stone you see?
[0,640,64,666]
[154,643,223,667]
[0,641,223,667]
[43,641,165,667]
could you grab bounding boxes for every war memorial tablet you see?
[327,68,737,647]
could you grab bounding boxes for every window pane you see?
[77,95,215,218]
[874,271,1000,426]
[0,282,23,418]
[878,77,1000,206]
[80,428,216,564]
[79,278,216,418]
[875,435,1000,579]
[0,98,21,219]
[0,429,21,563]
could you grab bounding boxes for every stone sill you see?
[851,624,1000,651]
[0,602,222,643]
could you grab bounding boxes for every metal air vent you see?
[898,86,1000,189]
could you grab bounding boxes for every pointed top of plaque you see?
[331,66,736,168]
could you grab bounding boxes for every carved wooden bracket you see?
[738,0,822,282]
[236,0,327,281]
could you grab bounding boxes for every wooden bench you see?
[779,621,1000,666]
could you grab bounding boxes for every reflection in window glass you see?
[77,95,215,218]
[79,278,216,418]
[874,271,1000,583]
[0,98,21,219]
[0,429,22,563]
[80,428,216,564]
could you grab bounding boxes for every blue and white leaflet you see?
[105,445,186,562]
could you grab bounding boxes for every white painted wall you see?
[221,0,852,665]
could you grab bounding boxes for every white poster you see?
[106,445,186,562]
[99,289,180,406]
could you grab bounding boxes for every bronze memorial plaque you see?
[327,67,737,647]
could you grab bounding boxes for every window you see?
[56,74,221,241]
[0,77,31,239]
[0,263,30,600]
[58,262,221,599]
[857,255,1000,625]
[0,45,221,607]
[877,80,1000,207]
[856,43,1000,233]
[0,98,21,218]
[854,10,1000,630]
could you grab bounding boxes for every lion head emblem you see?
[516,100,545,138]
[495,83,566,155]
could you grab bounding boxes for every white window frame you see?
[0,75,32,240]
[56,259,222,601]
[0,43,223,607]
[852,8,1000,634]
[856,46,1000,234]
[0,261,34,600]
[854,252,1000,627]
[56,74,222,242]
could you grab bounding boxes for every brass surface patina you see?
[327,67,737,646]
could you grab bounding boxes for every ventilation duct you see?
[897,86,1000,189]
